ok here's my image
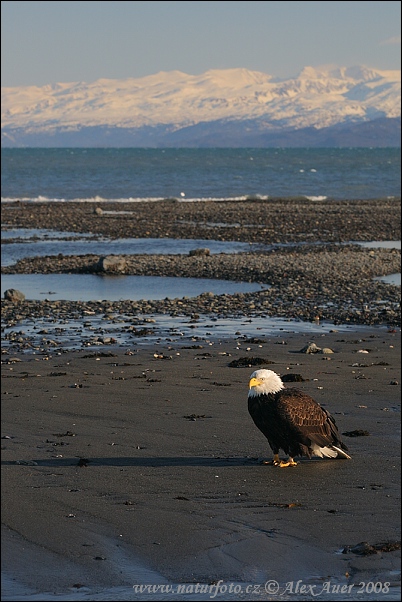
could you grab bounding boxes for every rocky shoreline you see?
[2,197,401,243]
[1,199,401,330]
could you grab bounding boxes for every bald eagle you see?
[248,369,351,467]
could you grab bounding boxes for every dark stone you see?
[4,289,25,302]
[189,248,210,257]
[343,429,370,437]
[228,357,275,368]
[281,373,306,382]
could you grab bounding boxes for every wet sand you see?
[1,329,401,598]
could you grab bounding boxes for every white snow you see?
[1,65,400,133]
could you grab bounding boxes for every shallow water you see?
[1,229,263,267]
[374,273,401,285]
[1,310,382,354]
[1,274,268,302]
[355,242,401,285]
[355,241,401,250]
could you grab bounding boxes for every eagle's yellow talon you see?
[279,459,298,467]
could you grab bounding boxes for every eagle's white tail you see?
[331,445,352,459]
[312,444,351,459]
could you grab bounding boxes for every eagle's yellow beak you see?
[249,377,262,389]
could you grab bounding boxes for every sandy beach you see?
[1,198,401,599]
[1,329,401,599]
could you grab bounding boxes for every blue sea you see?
[1,147,400,202]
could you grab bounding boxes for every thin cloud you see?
[380,35,401,46]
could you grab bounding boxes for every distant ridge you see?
[2,66,400,147]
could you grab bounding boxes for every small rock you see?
[282,373,306,382]
[189,248,210,257]
[300,342,321,354]
[350,542,378,556]
[4,289,25,302]
[97,255,127,273]
[228,357,275,368]
[343,430,370,437]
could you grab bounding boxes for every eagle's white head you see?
[248,369,284,397]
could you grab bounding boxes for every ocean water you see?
[1,147,400,202]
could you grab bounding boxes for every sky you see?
[1,1,401,87]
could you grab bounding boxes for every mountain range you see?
[1,66,400,147]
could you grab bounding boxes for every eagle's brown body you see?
[248,369,351,465]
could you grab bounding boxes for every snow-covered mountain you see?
[1,66,400,147]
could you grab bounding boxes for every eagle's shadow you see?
[2,455,339,468]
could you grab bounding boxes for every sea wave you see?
[1,195,272,204]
